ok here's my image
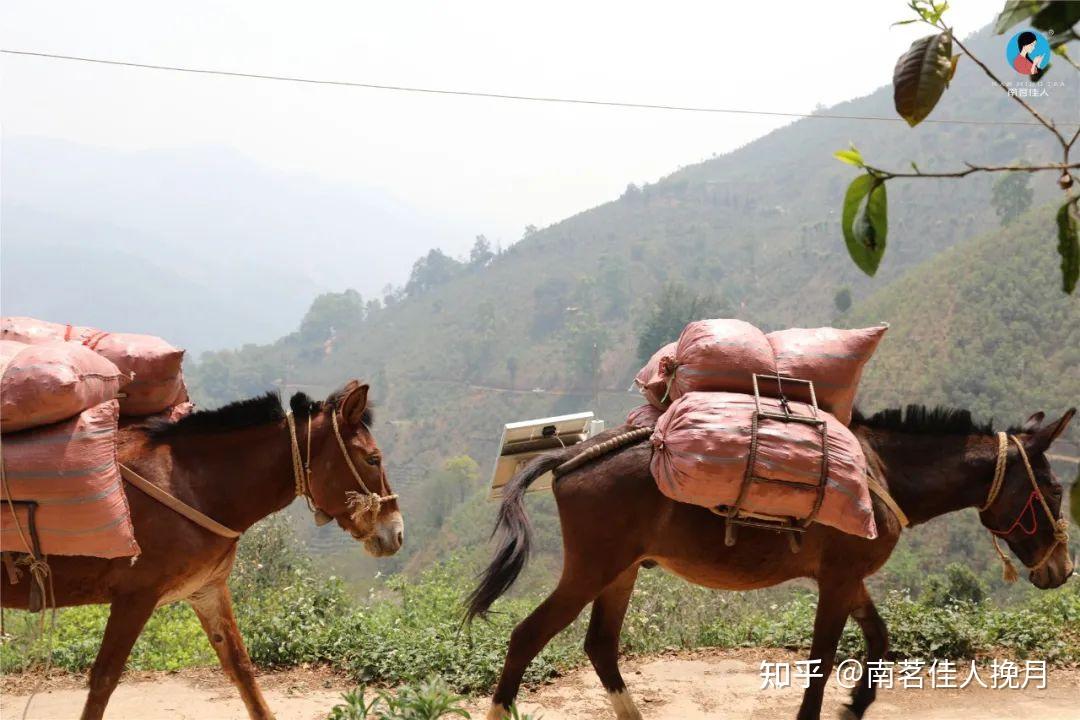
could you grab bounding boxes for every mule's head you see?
[300,381,403,557]
[981,409,1075,589]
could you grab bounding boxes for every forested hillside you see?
[183,27,1078,582]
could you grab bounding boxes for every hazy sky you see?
[2,1,1001,252]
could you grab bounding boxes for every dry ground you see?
[2,649,1078,719]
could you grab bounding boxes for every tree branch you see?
[943,28,1069,150]
[864,161,1079,180]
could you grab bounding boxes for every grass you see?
[2,517,1078,696]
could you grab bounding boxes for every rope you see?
[287,408,397,526]
[980,433,1070,582]
[330,411,398,520]
[980,432,1009,512]
[1,449,58,720]
[552,426,654,478]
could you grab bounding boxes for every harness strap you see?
[285,409,398,527]
[980,432,1070,581]
[866,473,909,528]
[119,464,240,539]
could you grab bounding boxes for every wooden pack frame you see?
[715,374,830,552]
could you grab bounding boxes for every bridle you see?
[285,408,398,532]
[980,432,1069,581]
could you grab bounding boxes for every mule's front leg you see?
[486,580,595,720]
[796,581,860,720]
[585,567,642,720]
[189,581,275,720]
[80,593,158,720]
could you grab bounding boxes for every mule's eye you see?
[367,455,381,466]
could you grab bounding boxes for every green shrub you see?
[2,519,1077,687]
[921,563,988,607]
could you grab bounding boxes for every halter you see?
[286,408,398,531]
[980,432,1069,582]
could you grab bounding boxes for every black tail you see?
[465,452,565,622]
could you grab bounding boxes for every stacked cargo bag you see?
[633,342,677,409]
[1,400,139,558]
[626,403,663,428]
[650,392,877,539]
[630,317,888,541]
[765,326,887,425]
[634,319,886,425]
[0,340,128,431]
[1,342,139,559]
[1,316,188,416]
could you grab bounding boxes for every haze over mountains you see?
[1,137,477,353]
[158,26,1077,574]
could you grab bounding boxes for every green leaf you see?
[893,32,953,127]
[994,0,1043,34]
[1031,0,1080,37]
[891,18,919,26]
[833,146,864,167]
[842,175,889,276]
[1056,201,1079,294]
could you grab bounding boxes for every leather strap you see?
[866,473,910,528]
[119,464,240,539]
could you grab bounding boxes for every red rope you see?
[989,490,1040,537]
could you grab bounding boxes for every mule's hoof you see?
[608,689,644,720]
[485,703,510,720]
[837,705,859,720]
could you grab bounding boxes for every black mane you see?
[146,392,285,439]
[851,404,998,436]
[148,386,373,440]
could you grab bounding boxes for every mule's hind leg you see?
[80,593,158,720]
[189,581,275,720]
[796,579,862,720]
[585,566,642,720]
[842,584,888,720]
[486,576,605,720]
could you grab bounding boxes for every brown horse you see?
[2,380,403,720]
[467,405,1075,720]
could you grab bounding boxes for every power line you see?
[1,48,1063,128]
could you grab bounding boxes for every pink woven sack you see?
[626,403,663,428]
[643,320,887,425]
[765,326,887,426]
[1,400,140,558]
[650,319,776,405]
[0,340,127,432]
[650,392,876,539]
[633,342,677,408]
[1,317,187,417]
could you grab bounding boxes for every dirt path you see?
[2,651,1078,719]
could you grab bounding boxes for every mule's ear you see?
[1022,412,1045,433]
[1030,408,1075,452]
[340,382,370,426]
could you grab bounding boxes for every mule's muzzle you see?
[361,511,404,557]
[1029,547,1074,589]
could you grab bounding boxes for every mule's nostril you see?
[395,530,404,547]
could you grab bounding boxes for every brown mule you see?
[467,405,1075,720]
[2,380,404,720]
